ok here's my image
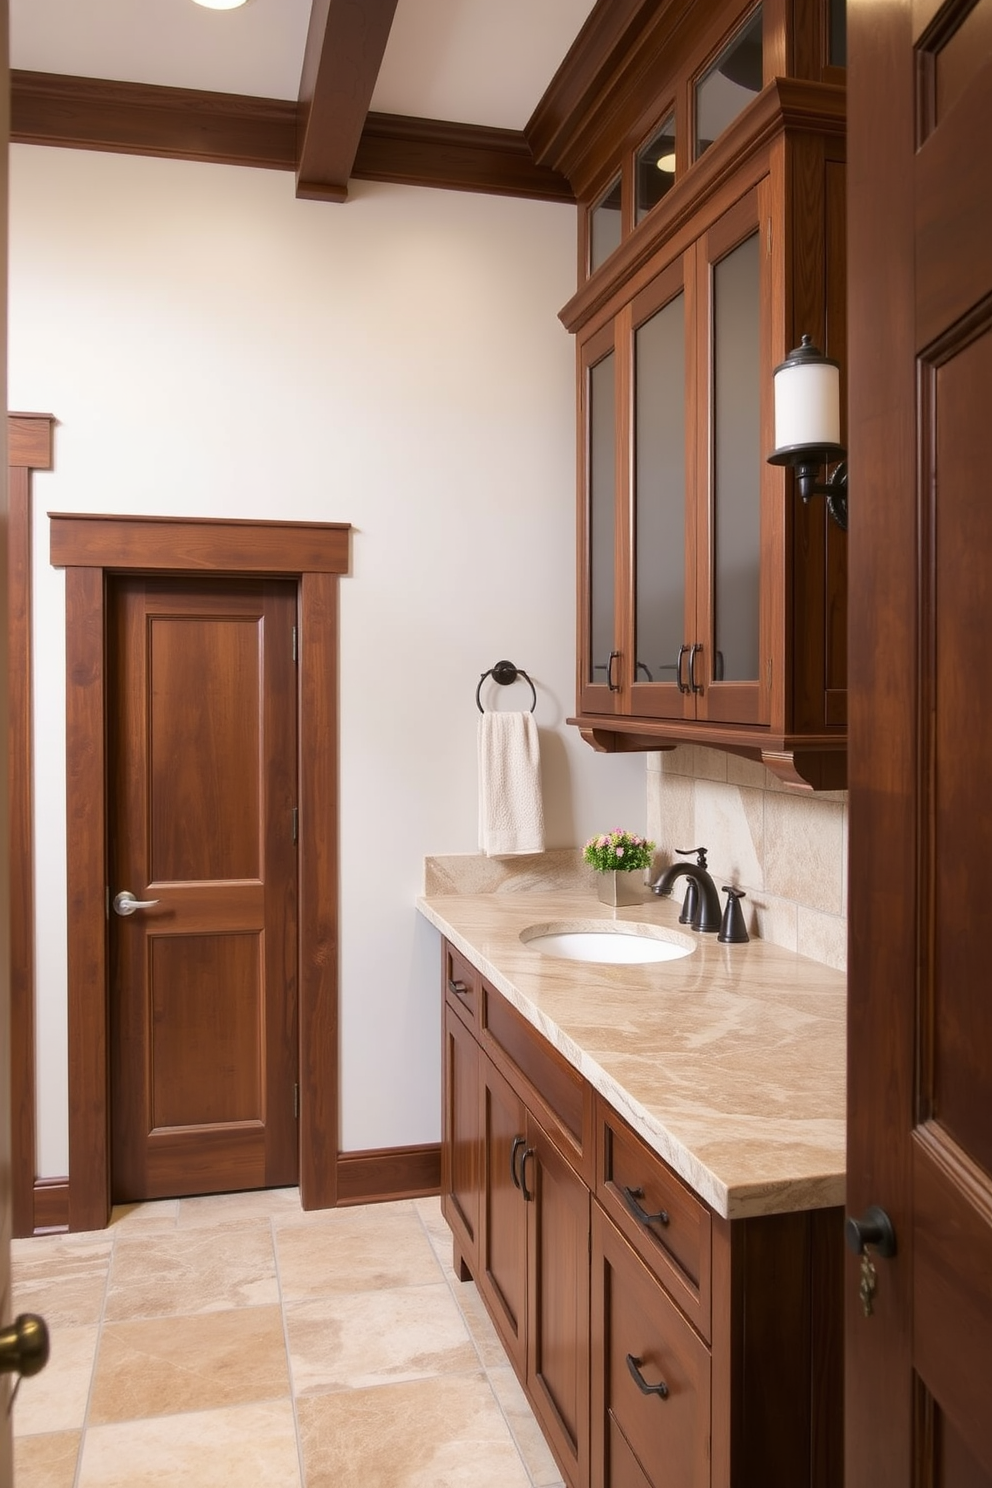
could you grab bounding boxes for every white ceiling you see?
[11,0,598,130]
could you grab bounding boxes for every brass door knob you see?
[0,1314,50,1380]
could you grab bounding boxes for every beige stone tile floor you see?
[10,1191,565,1488]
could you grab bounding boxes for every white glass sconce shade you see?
[768,335,844,464]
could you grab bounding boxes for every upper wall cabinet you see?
[533,0,847,790]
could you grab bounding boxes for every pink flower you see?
[615,845,624,858]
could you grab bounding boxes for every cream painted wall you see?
[9,145,648,1175]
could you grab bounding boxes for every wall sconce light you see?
[767,335,848,531]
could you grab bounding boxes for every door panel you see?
[480,1055,527,1374]
[847,0,992,1482]
[527,1117,590,1488]
[441,1000,481,1268]
[109,577,298,1202]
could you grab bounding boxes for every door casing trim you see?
[51,512,351,1231]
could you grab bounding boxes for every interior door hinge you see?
[292,626,298,663]
[294,1083,299,1119]
[292,807,298,844]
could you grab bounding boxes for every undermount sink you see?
[520,921,695,965]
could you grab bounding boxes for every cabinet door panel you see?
[528,1117,591,1488]
[442,1002,481,1273]
[480,1055,528,1375]
[580,320,622,716]
[695,185,772,727]
[629,255,697,722]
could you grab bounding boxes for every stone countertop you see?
[417,887,846,1221]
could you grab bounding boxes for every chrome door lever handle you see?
[113,890,160,917]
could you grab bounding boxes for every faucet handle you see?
[718,886,749,944]
[676,846,709,869]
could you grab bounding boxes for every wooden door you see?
[108,577,299,1202]
[847,0,992,1482]
[527,1115,590,1488]
[479,1054,528,1376]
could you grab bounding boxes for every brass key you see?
[859,1251,878,1318]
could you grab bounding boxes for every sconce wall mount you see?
[767,334,849,531]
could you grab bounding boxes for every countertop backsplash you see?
[647,745,848,972]
[423,848,598,897]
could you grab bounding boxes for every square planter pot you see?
[596,870,643,908]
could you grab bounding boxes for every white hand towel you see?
[478,710,546,857]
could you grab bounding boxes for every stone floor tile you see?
[297,1373,532,1487]
[89,1304,290,1423]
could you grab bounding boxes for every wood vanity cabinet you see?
[439,939,844,1488]
[557,2,848,790]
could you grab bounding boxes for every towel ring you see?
[476,660,537,714]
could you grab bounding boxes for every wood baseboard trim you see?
[33,1178,70,1234]
[335,1144,441,1206]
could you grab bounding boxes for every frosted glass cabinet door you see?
[630,255,695,721]
[712,229,761,685]
[695,186,771,728]
[581,322,620,714]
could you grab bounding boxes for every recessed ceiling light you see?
[192,0,251,10]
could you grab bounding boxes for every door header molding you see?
[50,512,351,575]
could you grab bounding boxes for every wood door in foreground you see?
[847,0,992,1481]
[109,577,298,1201]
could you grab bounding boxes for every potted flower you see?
[583,829,656,907]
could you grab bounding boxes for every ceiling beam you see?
[11,71,572,203]
[11,71,297,171]
[354,114,573,202]
[296,0,399,202]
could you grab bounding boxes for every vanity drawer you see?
[482,981,593,1182]
[596,1100,711,1340]
[443,941,480,1030]
[592,1203,710,1488]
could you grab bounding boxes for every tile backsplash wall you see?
[646,746,848,971]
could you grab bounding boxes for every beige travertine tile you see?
[646,769,695,862]
[296,1373,532,1487]
[745,892,799,953]
[89,1305,290,1423]
[797,909,848,972]
[693,779,764,889]
[177,1186,302,1228]
[725,753,771,790]
[12,1326,99,1436]
[285,1283,478,1394]
[688,744,730,782]
[11,1237,112,1327]
[275,1204,442,1298]
[107,1199,179,1234]
[76,1399,301,1488]
[660,744,697,778]
[487,1365,565,1486]
[447,1278,510,1370]
[13,1430,80,1488]
[104,1221,277,1319]
[764,793,846,915]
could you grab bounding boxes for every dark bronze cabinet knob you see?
[845,1204,897,1259]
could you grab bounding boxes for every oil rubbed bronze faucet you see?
[650,847,722,933]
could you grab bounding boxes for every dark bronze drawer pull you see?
[510,1134,526,1190]
[448,979,470,997]
[623,1185,670,1228]
[626,1353,669,1399]
[520,1147,536,1202]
